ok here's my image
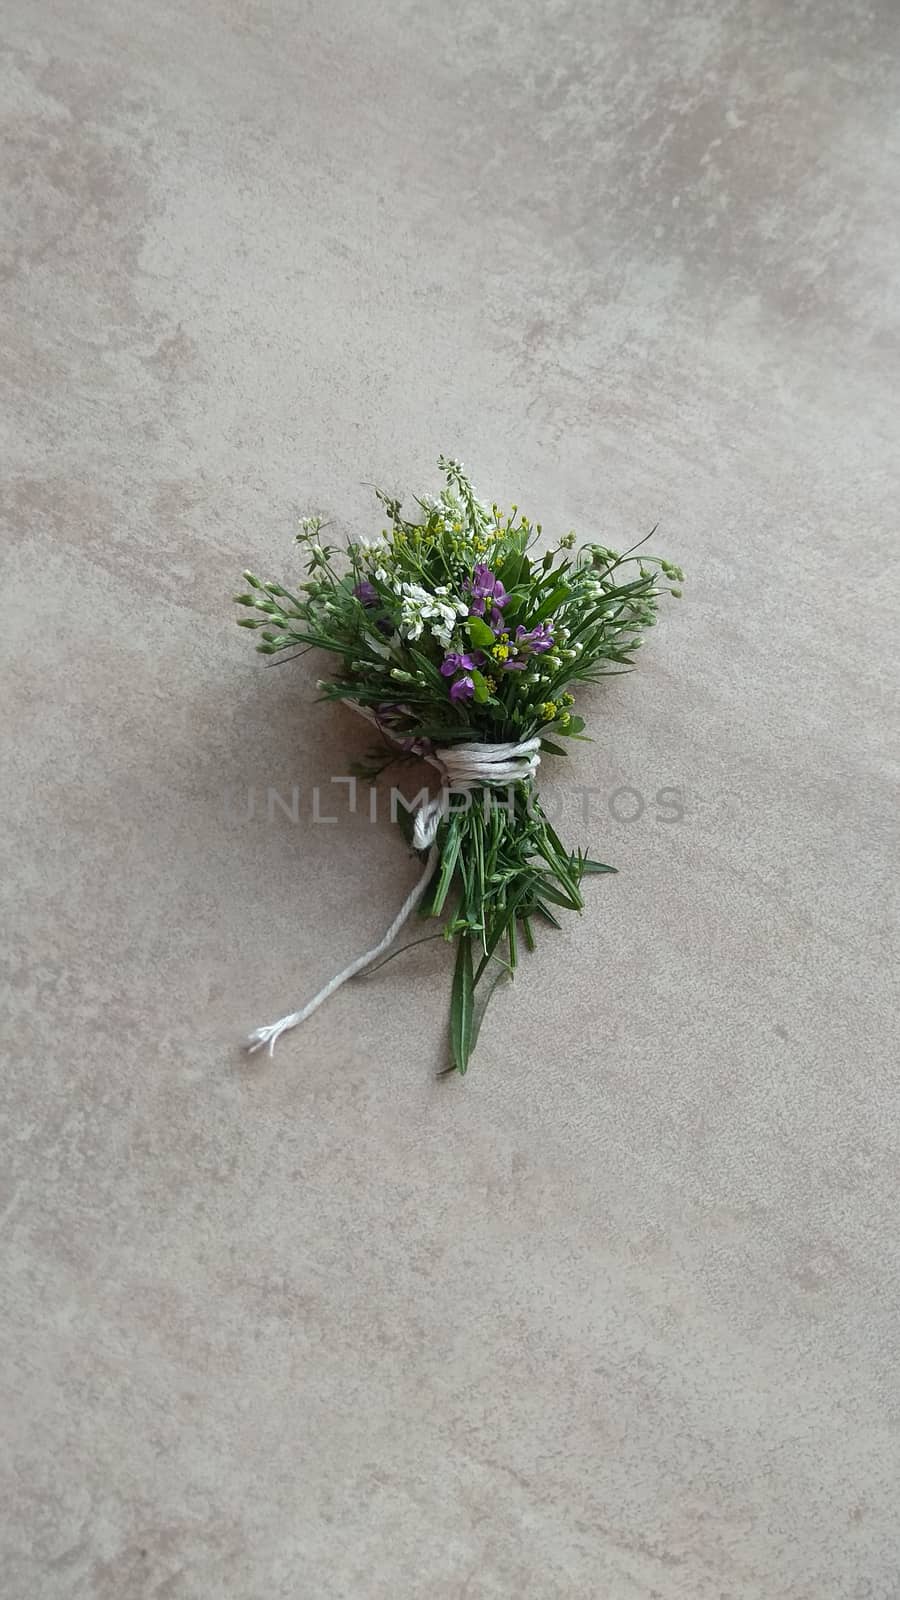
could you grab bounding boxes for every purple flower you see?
[484,619,555,674]
[353,580,379,607]
[449,674,475,703]
[515,621,554,653]
[465,564,508,613]
[440,649,482,677]
[469,596,507,630]
[473,563,509,604]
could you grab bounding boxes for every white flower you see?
[358,534,392,570]
[397,581,466,649]
[399,585,428,640]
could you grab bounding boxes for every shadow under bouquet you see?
[236,457,682,1075]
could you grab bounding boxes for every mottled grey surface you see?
[2,1,899,1596]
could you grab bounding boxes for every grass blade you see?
[449,933,475,1074]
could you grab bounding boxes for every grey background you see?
[2,2,899,1596]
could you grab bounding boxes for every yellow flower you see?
[492,643,510,662]
[538,701,557,720]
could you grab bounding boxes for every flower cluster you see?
[235,458,682,1074]
[435,563,558,704]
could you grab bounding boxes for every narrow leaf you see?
[431,815,462,915]
[470,955,511,1053]
[532,900,562,929]
[449,933,475,1075]
[529,584,571,625]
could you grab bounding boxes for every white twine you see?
[244,726,541,1056]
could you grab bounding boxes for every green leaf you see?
[531,899,562,930]
[466,616,495,649]
[580,858,617,876]
[474,882,529,980]
[431,814,463,915]
[496,552,527,590]
[531,875,582,912]
[408,648,445,691]
[469,668,489,703]
[449,933,475,1075]
[529,584,571,625]
[470,955,511,1054]
[539,737,568,756]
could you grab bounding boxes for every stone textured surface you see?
[2,2,899,1596]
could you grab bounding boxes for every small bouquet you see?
[236,458,682,1075]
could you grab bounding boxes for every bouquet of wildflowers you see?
[236,458,682,1075]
